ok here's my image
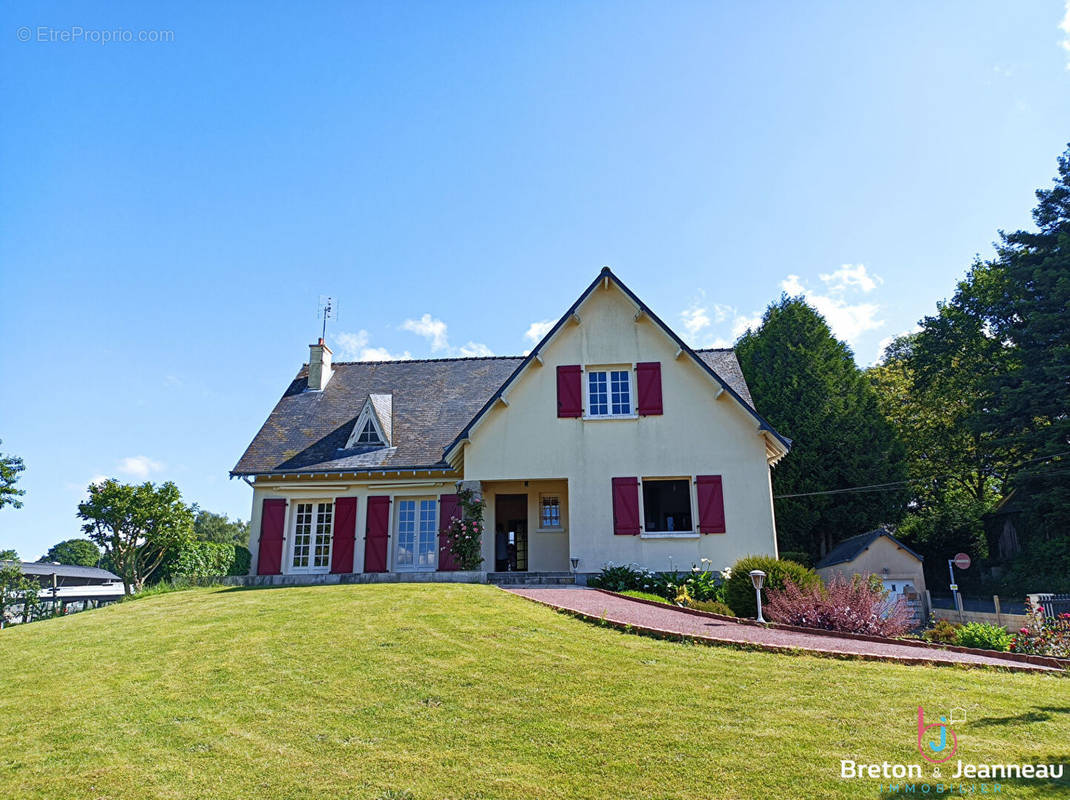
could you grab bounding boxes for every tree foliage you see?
[77,480,194,594]
[735,296,907,558]
[0,441,26,510]
[978,146,1070,538]
[0,549,18,562]
[192,510,249,545]
[39,539,101,568]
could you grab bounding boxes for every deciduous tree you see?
[77,480,194,594]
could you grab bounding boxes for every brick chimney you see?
[308,338,333,391]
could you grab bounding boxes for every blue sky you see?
[2,1,1069,559]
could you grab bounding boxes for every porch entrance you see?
[494,494,528,572]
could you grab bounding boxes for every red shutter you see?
[257,498,286,575]
[557,365,582,417]
[330,497,357,574]
[697,475,726,534]
[364,496,390,573]
[612,477,641,535]
[636,361,663,415]
[437,493,461,571]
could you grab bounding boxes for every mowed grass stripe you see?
[0,584,1065,799]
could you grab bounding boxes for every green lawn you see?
[0,584,1066,800]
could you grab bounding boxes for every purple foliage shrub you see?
[765,573,913,637]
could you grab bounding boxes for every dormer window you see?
[344,394,392,449]
[354,419,383,446]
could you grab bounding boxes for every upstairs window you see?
[586,368,633,417]
[354,419,382,446]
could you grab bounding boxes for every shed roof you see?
[4,561,121,582]
[815,528,923,570]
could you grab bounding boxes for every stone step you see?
[488,572,576,586]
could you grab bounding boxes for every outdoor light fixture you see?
[569,557,580,573]
[749,569,767,623]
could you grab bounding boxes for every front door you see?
[494,494,528,572]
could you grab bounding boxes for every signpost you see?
[948,553,971,622]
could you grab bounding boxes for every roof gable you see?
[442,267,790,463]
[815,528,924,569]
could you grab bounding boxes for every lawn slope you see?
[0,584,1065,799]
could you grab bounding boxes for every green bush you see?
[688,600,735,616]
[618,590,672,605]
[171,541,236,578]
[722,555,821,619]
[954,622,1011,652]
[922,618,961,644]
[229,545,251,576]
[778,551,814,569]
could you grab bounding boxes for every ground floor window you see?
[642,479,692,533]
[292,501,333,570]
[539,494,561,529]
[396,498,437,570]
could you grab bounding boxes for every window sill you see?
[582,414,639,421]
[535,527,566,534]
[639,532,700,539]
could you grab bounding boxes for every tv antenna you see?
[317,295,336,341]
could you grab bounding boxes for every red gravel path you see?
[506,587,1061,673]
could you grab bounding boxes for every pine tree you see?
[736,296,907,558]
[981,145,1070,538]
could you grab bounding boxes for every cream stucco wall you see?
[460,282,780,574]
[817,536,926,596]
[246,475,459,576]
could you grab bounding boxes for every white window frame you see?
[394,496,438,572]
[288,499,334,573]
[344,401,387,449]
[537,494,563,531]
[583,365,637,420]
[638,477,700,538]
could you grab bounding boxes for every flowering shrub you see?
[441,488,485,570]
[765,573,913,637]
[587,561,730,603]
[954,622,1011,652]
[1008,599,1070,658]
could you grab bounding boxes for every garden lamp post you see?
[749,569,767,623]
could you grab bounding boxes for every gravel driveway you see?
[505,587,1063,673]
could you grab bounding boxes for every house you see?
[1,561,124,624]
[815,528,926,607]
[231,268,791,582]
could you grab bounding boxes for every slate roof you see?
[815,528,923,570]
[231,348,760,477]
[4,561,121,583]
[232,357,524,475]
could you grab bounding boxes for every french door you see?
[291,501,333,571]
[396,498,438,570]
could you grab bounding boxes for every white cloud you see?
[780,268,886,347]
[524,319,555,345]
[333,330,412,362]
[679,291,762,348]
[818,263,882,293]
[458,341,495,357]
[89,474,109,486]
[1060,1,1070,68]
[360,347,413,362]
[730,314,762,339]
[401,314,450,352]
[681,302,711,337]
[118,456,163,479]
